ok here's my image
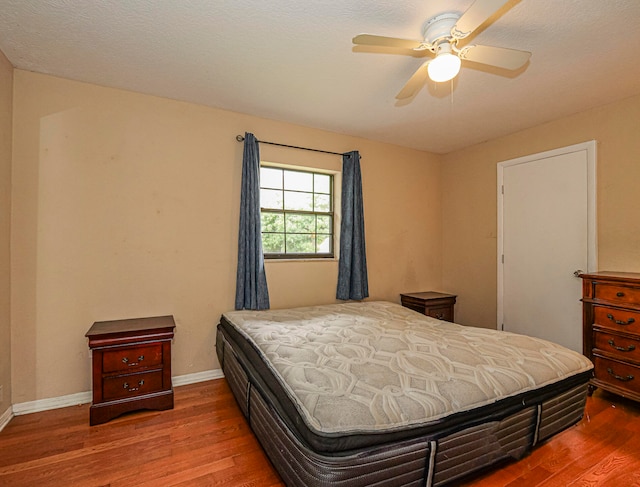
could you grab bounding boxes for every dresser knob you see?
[617,292,625,297]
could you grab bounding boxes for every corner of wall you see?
[0,48,14,419]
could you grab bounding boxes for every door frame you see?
[497,140,598,331]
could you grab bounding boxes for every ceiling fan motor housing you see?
[422,13,461,48]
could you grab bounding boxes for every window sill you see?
[264,257,338,263]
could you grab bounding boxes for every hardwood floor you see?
[1,379,639,486]
[459,388,640,486]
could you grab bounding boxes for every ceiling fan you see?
[352,0,531,99]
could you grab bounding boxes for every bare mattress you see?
[217,301,593,486]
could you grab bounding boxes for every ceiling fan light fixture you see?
[427,43,461,82]
[354,1,531,99]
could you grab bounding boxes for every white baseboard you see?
[172,368,224,386]
[12,391,92,416]
[0,405,13,432]
[10,368,224,417]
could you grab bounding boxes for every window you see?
[260,165,334,259]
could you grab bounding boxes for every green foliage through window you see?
[260,166,334,258]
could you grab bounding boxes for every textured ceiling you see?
[1,0,639,153]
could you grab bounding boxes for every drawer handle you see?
[121,355,145,366]
[607,368,634,382]
[435,313,445,320]
[608,339,636,353]
[123,379,145,392]
[606,313,635,326]
[616,292,625,297]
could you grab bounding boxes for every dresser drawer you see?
[593,356,640,396]
[594,283,640,306]
[102,344,163,373]
[593,306,640,334]
[102,370,164,401]
[594,331,640,362]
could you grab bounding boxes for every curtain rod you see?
[236,134,349,157]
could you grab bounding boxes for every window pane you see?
[261,212,284,233]
[284,191,313,211]
[316,215,331,233]
[261,188,283,210]
[284,171,313,192]
[314,194,331,212]
[314,174,331,194]
[286,213,315,233]
[260,167,283,189]
[317,234,332,253]
[286,233,316,253]
[262,233,285,253]
[260,165,333,259]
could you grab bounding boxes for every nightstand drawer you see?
[426,306,453,322]
[102,344,163,373]
[102,370,164,401]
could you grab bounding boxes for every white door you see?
[497,141,597,352]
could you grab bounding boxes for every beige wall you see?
[0,51,13,413]
[13,65,637,406]
[442,94,640,329]
[10,70,442,403]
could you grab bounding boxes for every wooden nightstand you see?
[86,315,175,425]
[400,292,457,322]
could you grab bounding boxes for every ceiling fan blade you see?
[452,0,510,39]
[458,44,531,70]
[396,61,430,99]
[352,34,424,50]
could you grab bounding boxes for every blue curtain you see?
[337,151,369,300]
[235,132,270,310]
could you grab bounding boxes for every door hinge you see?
[501,254,504,264]
[501,185,504,194]
[501,323,504,331]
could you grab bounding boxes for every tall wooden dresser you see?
[581,272,640,402]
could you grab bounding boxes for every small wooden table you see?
[86,315,175,425]
[400,291,457,322]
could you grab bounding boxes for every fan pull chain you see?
[450,78,455,114]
